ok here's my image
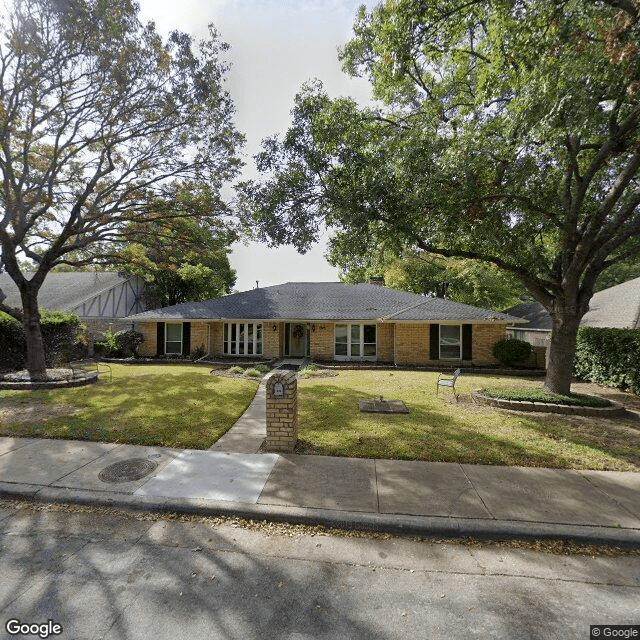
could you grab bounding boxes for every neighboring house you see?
[127,281,526,366]
[505,275,640,345]
[0,271,146,336]
[503,301,553,348]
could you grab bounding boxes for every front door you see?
[288,323,306,357]
[284,322,307,358]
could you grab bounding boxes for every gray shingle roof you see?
[502,301,554,330]
[0,271,131,313]
[126,282,524,323]
[582,276,640,329]
[504,276,640,330]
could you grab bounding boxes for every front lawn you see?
[0,364,259,449]
[297,370,640,471]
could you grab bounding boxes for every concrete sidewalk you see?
[0,435,639,547]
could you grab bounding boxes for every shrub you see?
[191,345,206,360]
[254,364,270,373]
[40,310,83,366]
[573,327,640,394]
[492,338,533,366]
[244,367,261,377]
[229,366,245,375]
[0,309,83,370]
[115,329,144,358]
[0,317,26,371]
[299,364,319,378]
[95,329,120,356]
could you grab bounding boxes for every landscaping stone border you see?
[0,370,99,390]
[312,361,546,376]
[471,390,627,417]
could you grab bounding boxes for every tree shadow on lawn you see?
[297,384,640,471]
[0,368,259,449]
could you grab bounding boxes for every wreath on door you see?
[292,324,305,339]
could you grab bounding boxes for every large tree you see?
[0,0,243,379]
[116,217,237,307]
[243,0,640,394]
[329,238,524,309]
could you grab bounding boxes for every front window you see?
[440,325,461,359]
[335,323,376,360]
[166,323,182,354]
[223,322,263,356]
[335,324,348,356]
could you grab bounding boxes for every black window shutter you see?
[182,322,191,356]
[429,324,439,360]
[156,322,165,356]
[462,324,473,360]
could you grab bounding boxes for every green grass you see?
[0,363,258,449]
[481,387,611,407]
[297,370,640,471]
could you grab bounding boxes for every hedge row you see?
[0,310,85,372]
[573,327,640,394]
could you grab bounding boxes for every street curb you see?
[1,483,639,549]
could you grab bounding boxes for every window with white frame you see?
[165,323,183,354]
[439,325,461,359]
[334,323,376,360]
[223,322,263,356]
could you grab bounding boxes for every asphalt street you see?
[0,501,638,640]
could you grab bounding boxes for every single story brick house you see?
[127,282,526,366]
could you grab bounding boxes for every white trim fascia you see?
[378,318,524,325]
[132,315,527,325]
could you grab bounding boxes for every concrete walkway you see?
[208,376,270,454]
[0,435,639,547]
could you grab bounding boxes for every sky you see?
[137,0,375,292]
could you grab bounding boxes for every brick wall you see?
[82,319,133,340]
[472,324,507,365]
[376,323,394,362]
[135,321,212,357]
[522,344,547,369]
[309,323,334,359]
[190,322,208,354]
[263,321,282,358]
[209,322,223,356]
[395,323,431,365]
[265,371,298,452]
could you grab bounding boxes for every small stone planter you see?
[0,370,99,391]
[471,390,627,417]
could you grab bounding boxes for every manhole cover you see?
[98,458,159,483]
[358,399,410,414]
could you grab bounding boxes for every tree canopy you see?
[330,239,524,310]
[116,217,237,307]
[243,0,640,393]
[0,0,243,378]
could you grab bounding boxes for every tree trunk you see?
[544,310,581,396]
[20,284,48,381]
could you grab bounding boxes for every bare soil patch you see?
[0,399,79,425]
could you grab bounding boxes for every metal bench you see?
[70,359,112,382]
[436,368,461,400]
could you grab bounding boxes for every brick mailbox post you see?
[265,371,298,452]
